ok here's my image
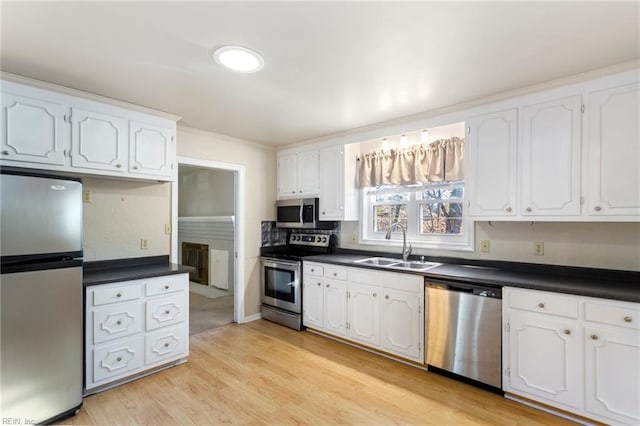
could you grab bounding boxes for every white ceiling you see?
[1,2,638,147]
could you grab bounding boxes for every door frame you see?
[171,156,246,324]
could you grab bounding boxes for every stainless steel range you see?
[260,231,334,330]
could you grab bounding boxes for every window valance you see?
[356,137,464,188]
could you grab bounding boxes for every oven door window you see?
[264,266,296,303]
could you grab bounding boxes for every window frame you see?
[360,181,473,251]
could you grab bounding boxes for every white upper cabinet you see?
[129,121,174,178]
[586,82,640,216]
[467,108,518,217]
[520,95,582,216]
[319,144,359,221]
[1,93,66,166]
[70,108,128,173]
[0,80,178,181]
[277,150,319,199]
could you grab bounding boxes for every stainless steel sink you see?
[354,257,440,271]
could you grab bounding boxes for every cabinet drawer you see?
[304,263,324,277]
[584,301,640,330]
[508,289,578,319]
[92,302,144,344]
[92,337,144,384]
[146,293,188,331]
[382,272,422,293]
[92,283,142,306]
[145,324,188,365]
[145,274,187,297]
[349,268,382,286]
[324,267,347,281]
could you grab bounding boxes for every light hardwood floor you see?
[61,320,574,425]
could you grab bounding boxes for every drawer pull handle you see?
[116,356,122,362]
[538,303,545,309]
[116,293,122,298]
[624,316,632,323]
[564,329,571,335]
[165,310,171,315]
[116,320,122,326]
[2,150,9,155]
[164,342,170,348]
[591,334,598,340]
[164,285,170,290]
[594,206,602,212]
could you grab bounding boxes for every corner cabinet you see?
[503,287,640,425]
[277,150,319,199]
[85,273,189,395]
[303,261,424,364]
[1,80,178,181]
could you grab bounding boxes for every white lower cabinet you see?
[85,273,189,394]
[503,287,640,425]
[303,261,424,363]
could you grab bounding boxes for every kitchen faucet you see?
[384,222,412,262]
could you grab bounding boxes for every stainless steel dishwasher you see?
[425,280,502,389]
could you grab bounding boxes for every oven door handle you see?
[261,258,300,270]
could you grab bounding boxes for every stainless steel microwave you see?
[276,198,319,228]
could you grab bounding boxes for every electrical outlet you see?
[164,224,171,235]
[350,234,357,244]
[82,190,92,203]
[140,239,149,250]
[534,242,544,256]
[480,240,490,253]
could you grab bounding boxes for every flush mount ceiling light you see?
[213,46,264,73]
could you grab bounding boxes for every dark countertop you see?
[303,253,640,303]
[83,255,193,286]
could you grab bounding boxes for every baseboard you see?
[241,313,262,323]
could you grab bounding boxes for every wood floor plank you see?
[57,320,576,425]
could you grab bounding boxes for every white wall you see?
[340,221,640,271]
[177,126,276,318]
[178,166,234,217]
[83,177,171,261]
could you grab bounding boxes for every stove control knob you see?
[322,237,328,243]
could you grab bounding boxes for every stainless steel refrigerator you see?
[0,167,83,423]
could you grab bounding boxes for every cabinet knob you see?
[326,284,329,288]
[133,165,139,170]
[116,164,122,168]
[165,310,171,315]
[385,295,389,300]
[164,285,170,290]
[505,207,512,213]
[333,272,337,277]
[590,334,599,340]
[2,150,8,155]
[317,282,321,286]
[311,269,315,272]
[322,211,326,215]
[526,207,532,212]
[563,329,571,335]
[373,293,377,298]
[116,293,122,298]
[538,302,545,309]
[594,206,602,212]
[292,191,295,194]
[299,190,302,193]
[116,356,122,362]
[624,316,632,323]
[164,342,170,348]
[116,320,122,326]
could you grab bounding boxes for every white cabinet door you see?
[324,279,347,337]
[587,82,640,217]
[319,145,344,220]
[0,93,66,166]
[520,95,582,216]
[277,153,298,198]
[467,108,518,217]
[303,277,324,329]
[584,326,640,425]
[71,108,127,173]
[348,282,380,346]
[506,310,580,409]
[297,150,319,196]
[146,293,188,331]
[129,121,174,178]
[381,288,423,362]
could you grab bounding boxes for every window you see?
[361,181,472,251]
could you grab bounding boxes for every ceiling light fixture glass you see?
[213,46,264,73]
[420,129,430,143]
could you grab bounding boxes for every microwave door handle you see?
[299,203,303,225]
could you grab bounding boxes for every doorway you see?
[173,158,244,335]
